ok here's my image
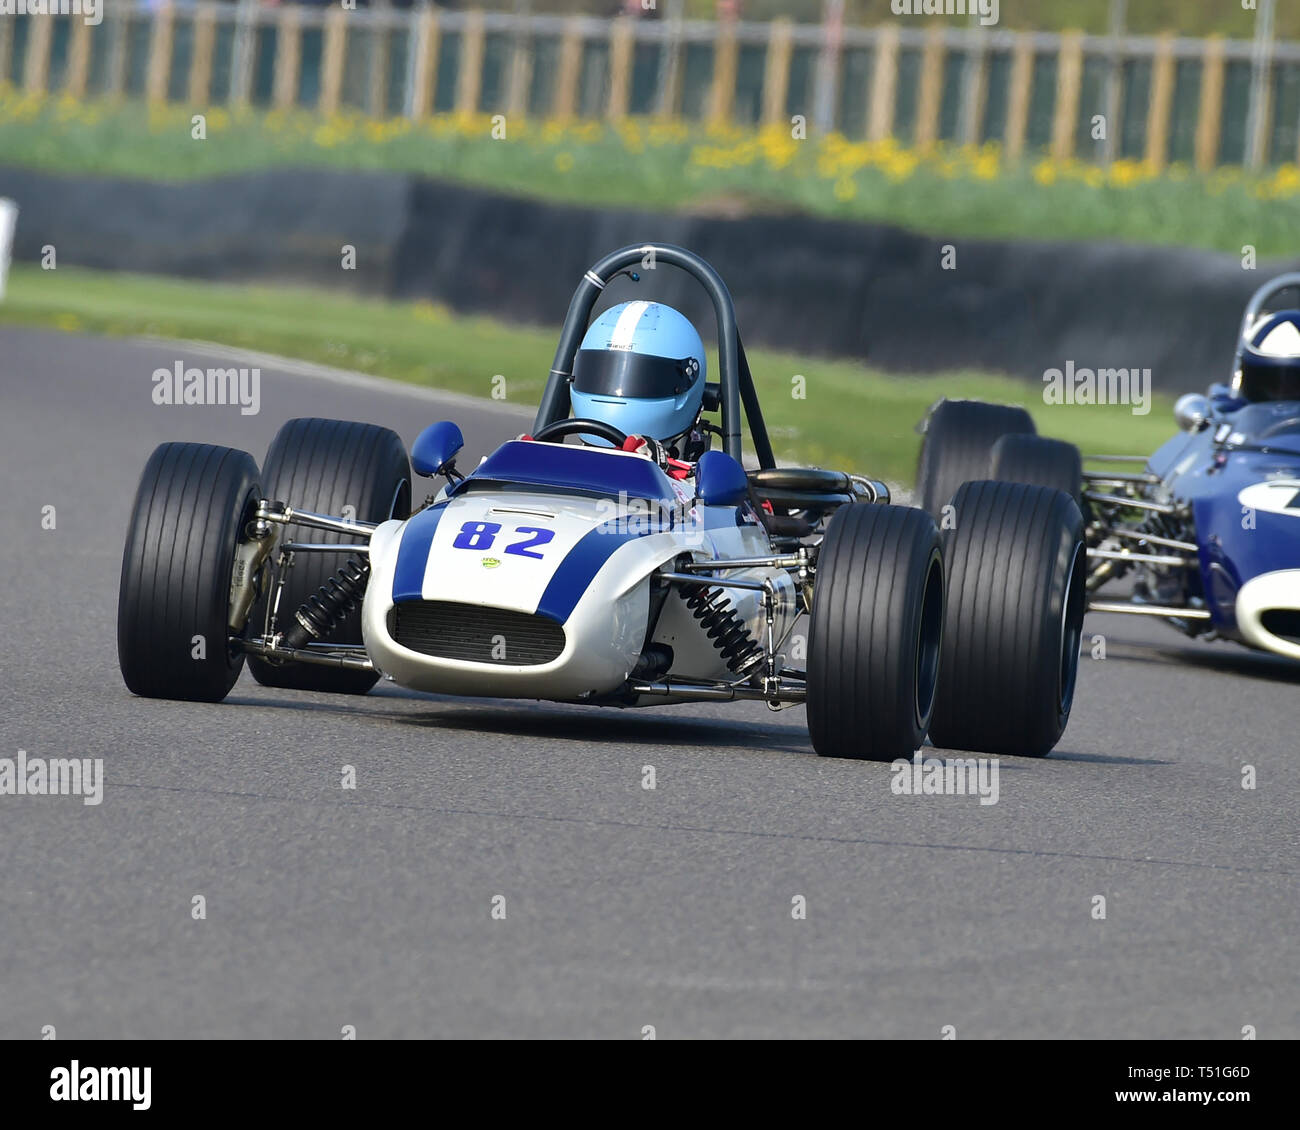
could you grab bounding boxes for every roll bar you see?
[533,243,776,469]
[1235,272,1300,372]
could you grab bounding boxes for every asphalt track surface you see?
[1,325,1297,1039]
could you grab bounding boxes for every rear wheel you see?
[118,443,261,702]
[248,418,411,695]
[916,399,1035,519]
[990,433,1084,507]
[807,504,945,761]
[929,481,1086,757]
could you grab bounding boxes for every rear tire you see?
[990,433,1083,507]
[118,443,261,702]
[929,481,1086,757]
[807,504,945,761]
[248,418,411,695]
[916,399,1035,519]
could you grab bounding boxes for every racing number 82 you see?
[452,521,555,560]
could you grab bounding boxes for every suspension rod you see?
[255,501,378,538]
[630,679,807,703]
[234,638,376,670]
[1087,601,1212,620]
[1086,548,1195,567]
[1104,528,1198,552]
[1083,492,1178,514]
[658,571,770,592]
[280,542,371,554]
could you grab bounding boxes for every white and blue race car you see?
[118,243,1086,760]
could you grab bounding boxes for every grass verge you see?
[0,263,1177,484]
[2,91,1298,255]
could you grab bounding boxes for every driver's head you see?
[1237,311,1300,402]
[570,301,706,453]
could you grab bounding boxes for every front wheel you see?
[807,504,945,761]
[118,443,262,702]
[915,399,1036,520]
[929,481,1086,757]
[248,417,411,695]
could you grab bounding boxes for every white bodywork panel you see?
[360,458,800,703]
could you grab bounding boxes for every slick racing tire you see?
[807,504,945,761]
[916,399,1035,520]
[118,442,262,703]
[929,481,1086,758]
[990,433,1084,508]
[248,418,411,695]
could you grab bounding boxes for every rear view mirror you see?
[1173,394,1210,432]
[411,421,464,477]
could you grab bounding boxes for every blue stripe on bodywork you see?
[447,440,679,504]
[392,504,447,603]
[536,526,654,623]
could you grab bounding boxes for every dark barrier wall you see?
[3,165,1292,391]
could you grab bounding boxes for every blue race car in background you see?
[916,272,1300,662]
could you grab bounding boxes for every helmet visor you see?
[1241,360,1300,402]
[573,349,700,400]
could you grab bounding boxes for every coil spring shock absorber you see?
[280,555,370,650]
[681,584,764,675]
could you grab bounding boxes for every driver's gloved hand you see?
[623,435,671,468]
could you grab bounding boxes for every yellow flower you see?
[833,176,857,201]
[554,151,575,172]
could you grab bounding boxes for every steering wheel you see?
[532,418,629,447]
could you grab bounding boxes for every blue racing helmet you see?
[1237,311,1300,402]
[570,300,706,449]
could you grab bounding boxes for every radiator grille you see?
[389,601,565,665]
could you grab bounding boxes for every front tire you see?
[807,504,945,761]
[118,443,261,702]
[929,481,1086,757]
[990,433,1083,507]
[916,399,1035,519]
[248,418,411,695]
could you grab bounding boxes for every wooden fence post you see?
[607,17,633,120]
[1195,36,1225,171]
[190,6,217,105]
[146,4,176,104]
[1004,32,1035,160]
[22,9,53,94]
[913,24,945,150]
[762,18,794,127]
[867,25,899,142]
[456,9,485,114]
[959,31,990,146]
[0,17,11,87]
[709,16,739,126]
[1051,30,1083,160]
[320,7,348,116]
[273,6,302,111]
[66,16,93,99]
[553,18,583,119]
[1144,32,1175,169]
[409,10,441,118]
